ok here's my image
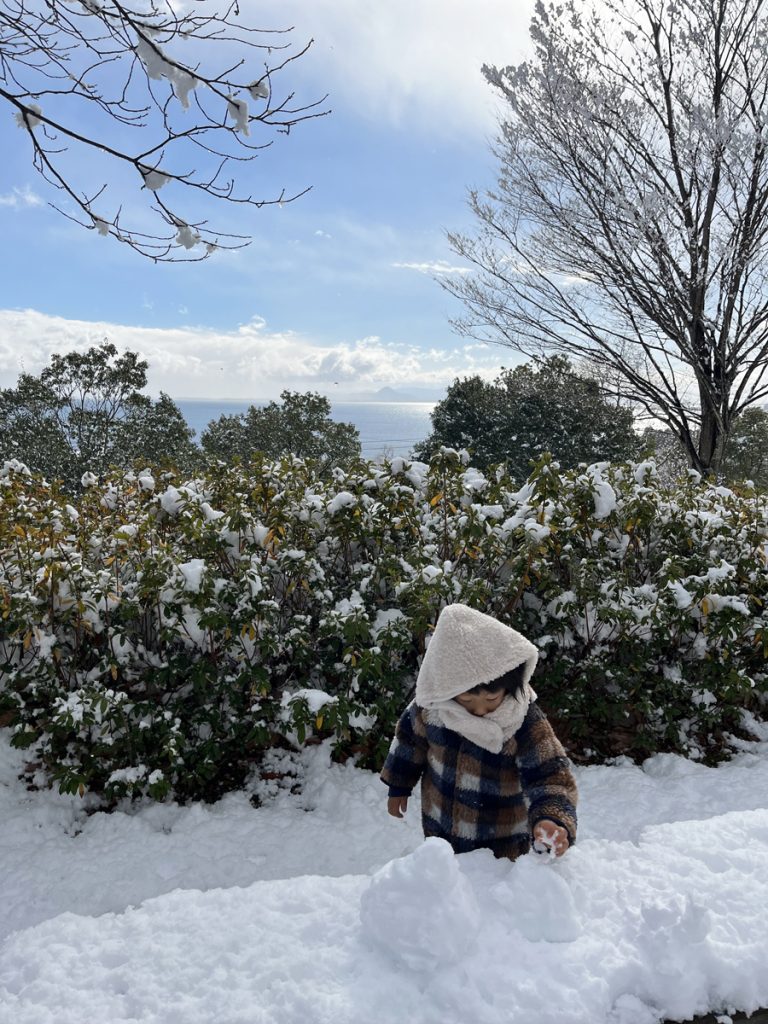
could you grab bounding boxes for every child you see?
[381,603,577,860]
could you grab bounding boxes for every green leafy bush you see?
[1,451,766,803]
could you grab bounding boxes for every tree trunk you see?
[697,391,723,476]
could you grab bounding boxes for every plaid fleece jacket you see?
[381,700,578,860]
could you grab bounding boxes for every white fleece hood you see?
[415,603,539,706]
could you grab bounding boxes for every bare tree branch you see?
[442,0,768,473]
[0,0,330,261]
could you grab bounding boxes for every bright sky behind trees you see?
[0,0,535,400]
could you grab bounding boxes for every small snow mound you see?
[492,854,582,943]
[607,994,661,1024]
[360,838,480,971]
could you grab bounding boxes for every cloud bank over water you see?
[0,308,511,400]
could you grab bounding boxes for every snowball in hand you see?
[360,838,481,971]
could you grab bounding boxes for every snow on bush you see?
[0,451,766,803]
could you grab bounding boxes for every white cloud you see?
[393,260,472,276]
[246,0,536,135]
[0,185,43,208]
[0,308,512,399]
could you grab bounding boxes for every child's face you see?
[453,688,505,717]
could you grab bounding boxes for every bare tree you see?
[1,0,328,260]
[444,0,768,474]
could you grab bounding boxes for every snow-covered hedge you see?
[1,452,766,802]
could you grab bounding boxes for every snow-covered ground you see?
[2,720,768,1024]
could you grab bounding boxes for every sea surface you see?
[176,400,435,460]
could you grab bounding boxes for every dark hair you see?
[465,662,528,699]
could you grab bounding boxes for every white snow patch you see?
[178,559,205,593]
[2,731,768,1022]
[327,491,357,514]
[360,837,481,970]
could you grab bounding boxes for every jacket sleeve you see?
[514,703,578,845]
[380,702,429,796]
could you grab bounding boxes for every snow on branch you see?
[0,0,330,261]
[443,0,768,475]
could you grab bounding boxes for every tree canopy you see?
[0,342,197,488]
[201,390,361,467]
[1,0,327,260]
[414,356,641,476]
[720,406,768,488]
[444,0,768,475]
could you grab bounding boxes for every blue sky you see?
[0,0,535,401]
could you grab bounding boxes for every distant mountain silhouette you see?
[340,385,444,402]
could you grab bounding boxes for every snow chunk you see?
[159,485,184,515]
[371,608,406,637]
[546,590,576,618]
[135,35,170,80]
[479,504,505,520]
[1,459,31,478]
[175,224,200,250]
[171,70,197,109]
[667,581,693,609]
[250,524,270,547]
[286,689,338,715]
[360,838,480,971]
[200,502,225,522]
[134,35,197,108]
[420,565,442,584]
[704,594,751,616]
[588,465,617,519]
[107,765,146,787]
[178,559,205,593]
[633,461,656,485]
[15,103,43,129]
[100,484,119,509]
[114,523,138,543]
[283,549,306,561]
[227,95,250,134]
[462,468,488,493]
[333,591,364,617]
[140,166,171,191]
[248,79,269,100]
[525,520,551,542]
[327,491,357,514]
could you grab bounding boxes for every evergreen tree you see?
[0,343,197,489]
[721,407,768,489]
[201,391,361,468]
[415,357,640,476]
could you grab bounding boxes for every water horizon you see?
[175,398,436,460]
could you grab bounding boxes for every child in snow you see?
[381,603,577,860]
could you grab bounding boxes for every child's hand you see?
[532,820,569,858]
[387,795,409,818]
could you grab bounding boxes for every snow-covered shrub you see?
[511,458,768,759]
[1,452,766,803]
